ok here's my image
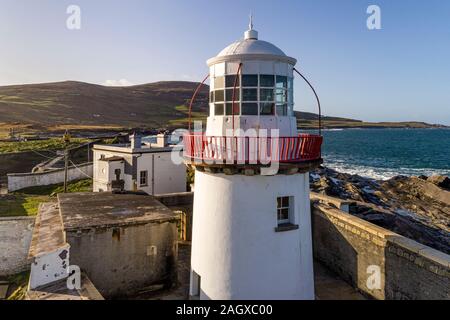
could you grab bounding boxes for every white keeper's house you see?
[183,19,323,300]
[93,133,186,195]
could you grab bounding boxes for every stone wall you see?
[312,203,450,300]
[0,216,35,276]
[7,162,92,192]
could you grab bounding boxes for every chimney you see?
[156,133,169,148]
[130,132,142,149]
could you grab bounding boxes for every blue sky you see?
[1,0,449,124]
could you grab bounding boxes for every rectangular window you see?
[140,170,148,187]
[214,90,225,102]
[277,196,292,225]
[260,88,274,102]
[276,104,288,116]
[215,103,224,116]
[260,74,275,87]
[241,103,258,115]
[209,91,214,103]
[225,75,240,88]
[242,88,257,101]
[242,74,258,87]
[276,76,288,89]
[226,88,240,101]
[260,102,274,115]
[276,89,287,103]
[214,76,225,89]
[225,103,239,115]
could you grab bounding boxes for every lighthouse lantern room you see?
[184,19,323,300]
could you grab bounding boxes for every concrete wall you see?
[7,163,93,192]
[0,217,35,276]
[66,221,178,299]
[312,203,450,300]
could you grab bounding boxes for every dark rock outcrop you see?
[310,167,450,254]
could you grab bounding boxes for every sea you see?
[316,128,450,180]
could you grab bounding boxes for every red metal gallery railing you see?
[183,134,323,165]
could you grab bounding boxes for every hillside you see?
[0,81,445,134]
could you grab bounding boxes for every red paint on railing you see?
[183,134,323,164]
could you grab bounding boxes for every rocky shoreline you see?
[311,167,450,254]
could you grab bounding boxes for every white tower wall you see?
[190,170,315,300]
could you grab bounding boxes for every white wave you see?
[325,161,450,181]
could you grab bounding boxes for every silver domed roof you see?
[207,21,296,66]
[217,39,287,57]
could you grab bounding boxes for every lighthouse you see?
[184,20,323,300]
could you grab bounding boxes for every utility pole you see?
[63,130,71,193]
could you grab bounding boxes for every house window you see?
[140,170,148,187]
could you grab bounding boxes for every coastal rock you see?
[310,167,450,254]
[427,175,450,190]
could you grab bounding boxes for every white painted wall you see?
[190,171,315,300]
[7,163,93,192]
[0,217,34,276]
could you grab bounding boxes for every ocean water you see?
[318,128,450,180]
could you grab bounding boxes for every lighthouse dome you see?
[207,20,296,66]
[217,38,287,57]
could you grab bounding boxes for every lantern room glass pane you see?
[260,89,274,102]
[214,90,224,102]
[276,76,287,88]
[225,103,240,116]
[260,103,275,115]
[214,76,225,89]
[242,74,258,87]
[225,75,240,88]
[260,74,275,87]
[276,89,287,103]
[241,103,258,115]
[276,104,288,116]
[214,103,224,116]
[226,88,240,101]
[242,88,257,101]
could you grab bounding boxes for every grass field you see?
[0,137,92,154]
[0,179,92,217]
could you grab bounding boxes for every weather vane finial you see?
[249,13,253,30]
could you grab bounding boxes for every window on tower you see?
[225,75,240,88]
[242,74,258,87]
[275,196,298,232]
[241,103,258,115]
[242,88,257,101]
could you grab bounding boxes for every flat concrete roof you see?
[58,192,178,232]
[93,144,179,155]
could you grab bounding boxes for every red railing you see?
[183,134,322,165]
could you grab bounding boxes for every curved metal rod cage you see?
[293,68,322,136]
[188,74,210,132]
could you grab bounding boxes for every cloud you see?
[103,79,134,87]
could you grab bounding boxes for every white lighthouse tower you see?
[184,20,323,300]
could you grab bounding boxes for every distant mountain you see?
[0,81,445,131]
